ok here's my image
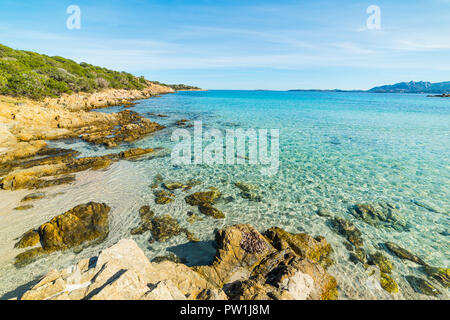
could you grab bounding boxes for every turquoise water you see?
[0,91,449,299]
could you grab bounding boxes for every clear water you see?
[0,91,449,300]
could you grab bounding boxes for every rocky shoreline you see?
[1,85,448,300]
[14,223,338,300]
[0,83,174,191]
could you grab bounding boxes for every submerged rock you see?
[163,182,186,190]
[240,191,262,202]
[316,208,333,218]
[21,192,46,202]
[150,215,183,242]
[14,248,45,268]
[14,205,34,211]
[349,247,368,267]
[422,266,450,288]
[130,206,155,235]
[185,190,221,206]
[349,202,408,231]
[329,217,363,247]
[234,182,258,192]
[154,190,175,205]
[380,272,398,294]
[406,275,441,297]
[198,203,225,219]
[368,252,393,274]
[384,242,427,265]
[411,200,441,214]
[186,212,203,224]
[14,202,110,267]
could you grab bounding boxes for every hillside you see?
[368,81,450,93]
[0,44,197,100]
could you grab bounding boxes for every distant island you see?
[290,81,450,95]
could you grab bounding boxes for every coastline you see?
[0,89,448,301]
[0,86,339,301]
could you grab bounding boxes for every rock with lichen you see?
[14,202,110,267]
[194,224,338,300]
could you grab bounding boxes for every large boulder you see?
[38,202,110,251]
[14,202,110,267]
[194,224,338,300]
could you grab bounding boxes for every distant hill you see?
[368,81,450,93]
[151,81,201,91]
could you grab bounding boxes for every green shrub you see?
[0,43,149,99]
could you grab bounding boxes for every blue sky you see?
[1,0,450,90]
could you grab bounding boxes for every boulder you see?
[14,202,110,266]
[38,202,110,251]
[194,224,338,300]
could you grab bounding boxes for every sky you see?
[1,0,450,90]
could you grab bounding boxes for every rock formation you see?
[17,224,338,300]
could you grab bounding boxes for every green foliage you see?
[0,43,148,99]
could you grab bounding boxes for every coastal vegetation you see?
[0,43,199,100]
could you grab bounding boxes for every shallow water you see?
[0,91,449,299]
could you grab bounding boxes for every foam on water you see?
[0,91,449,299]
